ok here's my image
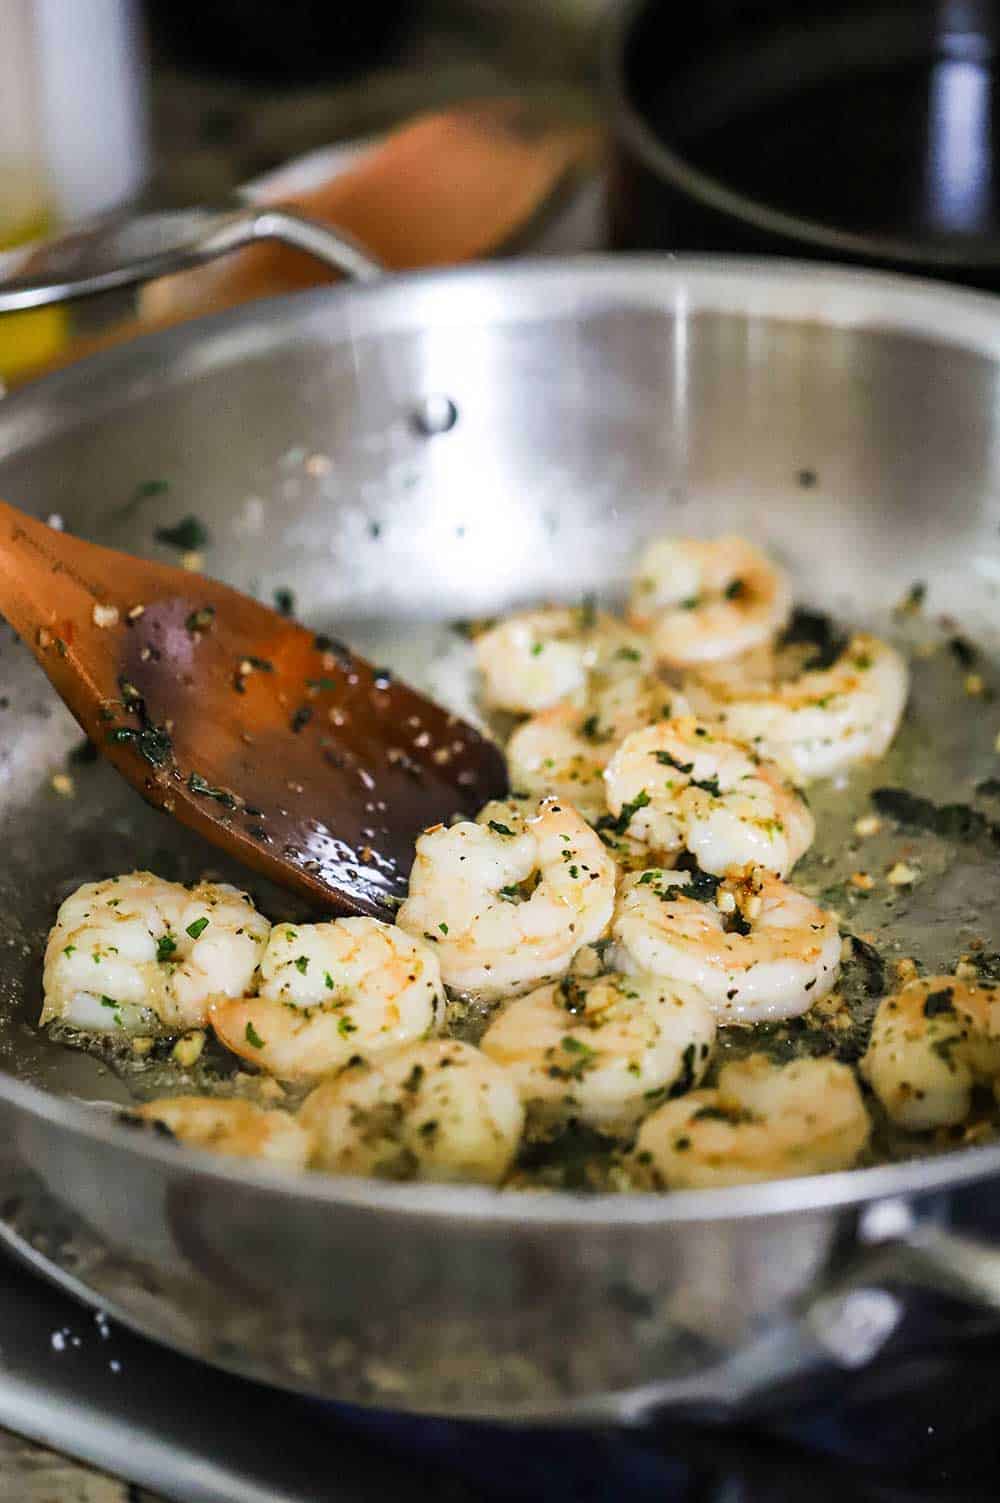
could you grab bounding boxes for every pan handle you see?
[848,1198,1000,1311]
[0,204,383,313]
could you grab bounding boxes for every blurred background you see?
[0,0,606,378]
[6,0,1000,382]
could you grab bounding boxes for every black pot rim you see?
[603,0,1000,269]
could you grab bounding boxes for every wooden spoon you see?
[0,500,507,916]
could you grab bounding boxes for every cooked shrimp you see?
[134,1096,313,1168]
[633,1054,870,1188]
[602,717,813,877]
[211,917,443,1081]
[475,605,653,715]
[41,872,269,1035]
[861,975,1000,1130]
[507,677,690,821]
[480,971,715,1132]
[686,632,908,783]
[613,865,840,1022]
[397,795,616,998]
[300,1039,524,1185]
[628,536,791,667]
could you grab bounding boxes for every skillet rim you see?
[4,250,1000,1227]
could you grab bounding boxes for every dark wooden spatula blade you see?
[0,502,507,916]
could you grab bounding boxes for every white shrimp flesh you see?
[300,1039,524,1185]
[480,970,715,1132]
[613,865,841,1022]
[42,872,270,1035]
[633,1054,870,1188]
[861,975,1000,1130]
[475,605,653,715]
[397,795,616,998]
[211,916,443,1080]
[506,676,689,822]
[134,1096,313,1167]
[685,632,908,783]
[602,716,813,877]
[628,535,791,667]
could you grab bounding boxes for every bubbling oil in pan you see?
[34,595,1000,1190]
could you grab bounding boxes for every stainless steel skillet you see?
[2,255,1000,1422]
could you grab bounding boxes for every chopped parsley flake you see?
[186,917,209,940]
[106,721,173,768]
[295,955,309,974]
[117,477,169,521]
[188,771,237,808]
[551,1035,598,1080]
[245,1021,265,1048]
[156,515,209,551]
[923,987,956,1018]
[652,749,693,774]
[599,789,650,836]
[156,934,177,962]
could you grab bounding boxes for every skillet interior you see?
[1,258,1000,1410]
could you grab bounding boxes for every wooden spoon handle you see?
[12,103,601,384]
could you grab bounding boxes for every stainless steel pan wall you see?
[0,259,999,1416]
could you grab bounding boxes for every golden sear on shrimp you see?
[685,631,908,784]
[633,1054,871,1188]
[300,1039,524,1185]
[480,970,715,1132]
[475,605,654,715]
[211,916,443,1081]
[135,1096,314,1168]
[602,716,813,878]
[507,677,689,821]
[397,795,616,999]
[628,536,791,667]
[613,865,841,1023]
[861,975,1000,1130]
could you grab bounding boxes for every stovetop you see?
[3,1240,999,1503]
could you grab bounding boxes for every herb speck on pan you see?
[872,787,1000,847]
[155,515,210,552]
[779,607,847,671]
[114,477,169,522]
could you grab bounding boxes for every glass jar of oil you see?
[0,0,66,381]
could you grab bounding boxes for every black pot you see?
[145,0,413,83]
[607,0,1000,290]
